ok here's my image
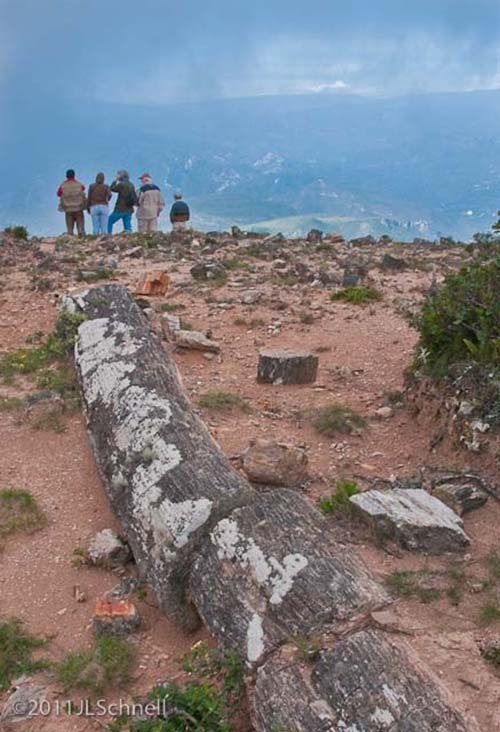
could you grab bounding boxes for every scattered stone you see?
[241,439,308,487]
[432,476,489,515]
[342,271,360,287]
[128,246,144,258]
[93,597,140,636]
[381,253,408,271]
[374,406,394,419]
[350,488,470,553]
[190,261,227,281]
[174,329,221,353]
[135,271,170,296]
[87,528,132,568]
[257,349,319,385]
[240,289,262,305]
[161,313,181,339]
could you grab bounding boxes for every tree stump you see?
[66,284,253,622]
[257,349,318,385]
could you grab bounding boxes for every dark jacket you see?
[169,200,190,223]
[88,183,111,208]
[110,180,138,213]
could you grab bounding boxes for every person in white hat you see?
[136,173,164,233]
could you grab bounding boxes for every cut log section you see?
[66,284,253,621]
[190,489,389,667]
[257,349,319,385]
[252,629,474,732]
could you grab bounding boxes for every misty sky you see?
[2,0,500,106]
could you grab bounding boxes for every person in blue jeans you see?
[108,170,137,233]
[87,173,111,235]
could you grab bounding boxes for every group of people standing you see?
[56,169,190,236]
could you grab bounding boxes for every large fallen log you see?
[252,630,474,732]
[66,285,253,621]
[190,489,389,667]
[66,285,476,731]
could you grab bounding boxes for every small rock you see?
[374,406,394,419]
[306,229,323,243]
[24,391,64,425]
[241,439,308,487]
[161,314,181,339]
[381,253,408,271]
[240,289,262,305]
[87,528,132,568]
[1,677,47,725]
[190,261,227,281]
[342,272,360,287]
[174,329,221,353]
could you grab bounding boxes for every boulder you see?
[87,528,132,568]
[241,439,308,487]
[240,289,262,305]
[350,488,470,553]
[0,677,48,726]
[306,229,323,243]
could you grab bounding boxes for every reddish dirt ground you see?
[0,233,499,730]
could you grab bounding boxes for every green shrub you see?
[414,253,500,377]
[331,286,382,304]
[310,404,366,435]
[318,480,360,515]
[385,570,441,603]
[4,226,28,240]
[0,618,49,690]
[480,602,500,625]
[0,312,85,382]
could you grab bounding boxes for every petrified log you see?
[135,270,170,296]
[252,629,474,732]
[66,284,253,621]
[257,349,319,385]
[190,489,389,667]
[350,488,470,553]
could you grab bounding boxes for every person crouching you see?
[136,173,164,233]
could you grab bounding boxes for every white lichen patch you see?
[77,319,143,405]
[213,518,308,604]
[246,613,265,662]
[371,707,395,725]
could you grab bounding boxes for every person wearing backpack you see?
[136,173,164,233]
[108,170,137,233]
[57,169,87,236]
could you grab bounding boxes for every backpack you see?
[60,180,86,212]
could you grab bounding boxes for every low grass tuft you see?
[0,488,46,538]
[480,602,500,625]
[331,285,383,305]
[386,570,441,603]
[309,404,366,435]
[0,396,24,412]
[0,618,49,691]
[198,391,251,413]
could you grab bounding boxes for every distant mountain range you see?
[2,89,500,239]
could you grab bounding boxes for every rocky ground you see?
[0,227,499,730]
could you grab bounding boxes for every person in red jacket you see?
[57,169,87,236]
